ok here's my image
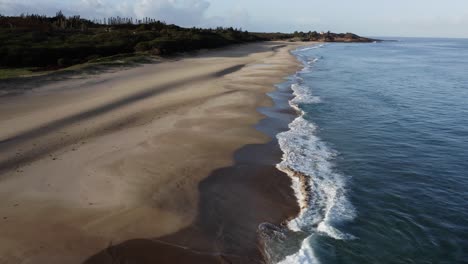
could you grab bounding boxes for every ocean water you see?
[274,38,468,263]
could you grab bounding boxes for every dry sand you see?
[0,41,305,263]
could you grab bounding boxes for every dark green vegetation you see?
[0,12,261,70]
[290,31,377,42]
[0,12,376,74]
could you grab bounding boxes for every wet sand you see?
[0,41,306,263]
[86,83,299,263]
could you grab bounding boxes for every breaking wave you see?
[273,45,356,263]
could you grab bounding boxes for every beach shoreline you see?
[0,41,308,263]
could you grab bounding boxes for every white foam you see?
[295,44,325,52]
[307,58,319,65]
[275,48,355,263]
[293,48,320,75]
[279,236,319,264]
[277,115,355,237]
[291,83,322,105]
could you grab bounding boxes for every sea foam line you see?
[275,45,355,264]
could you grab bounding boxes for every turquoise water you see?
[276,38,468,263]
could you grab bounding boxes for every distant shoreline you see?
[1,12,375,80]
[0,37,376,82]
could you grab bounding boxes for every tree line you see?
[0,12,263,69]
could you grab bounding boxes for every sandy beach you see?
[0,41,304,263]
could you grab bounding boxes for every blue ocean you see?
[275,38,468,263]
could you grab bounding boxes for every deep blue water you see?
[276,38,468,263]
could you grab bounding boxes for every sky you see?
[1,0,467,38]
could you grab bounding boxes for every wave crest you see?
[273,45,356,263]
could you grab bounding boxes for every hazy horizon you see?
[1,0,467,38]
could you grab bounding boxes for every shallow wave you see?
[279,236,318,264]
[275,48,355,263]
[276,114,355,239]
[291,83,321,105]
[296,44,325,52]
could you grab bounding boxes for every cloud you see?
[0,0,65,16]
[0,0,213,26]
[132,0,210,26]
[0,0,104,17]
[0,0,258,30]
[81,0,104,9]
[203,7,251,30]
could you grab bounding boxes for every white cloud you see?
[203,7,251,30]
[0,0,258,30]
[132,0,210,26]
[0,0,64,16]
[0,0,213,26]
[81,0,104,8]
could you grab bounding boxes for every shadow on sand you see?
[84,72,299,264]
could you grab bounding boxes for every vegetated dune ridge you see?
[0,41,304,263]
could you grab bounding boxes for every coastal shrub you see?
[1,15,266,68]
[134,41,151,52]
[0,12,380,70]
